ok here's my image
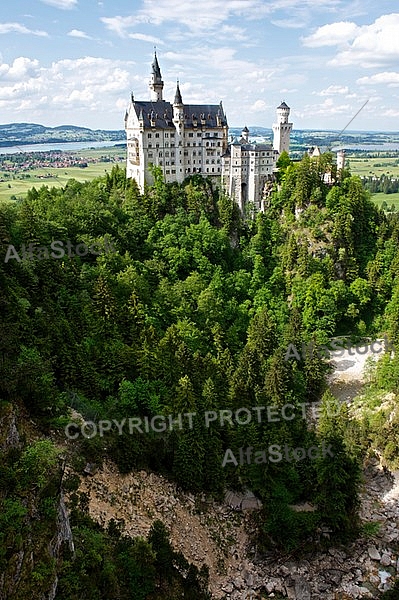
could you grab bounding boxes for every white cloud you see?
[68,29,91,39]
[272,18,306,29]
[0,56,134,124]
[383,108,399,118]
[304,13,399,68]
[102,0,341,36]
[0,22,48,36]
[0,57,40,80]
[250,99,267,111]
[330,14,399,68]
[302,21,359,47]
[40,0,77,8]
[101,16,148,37]
[357,72,399,86]
[318,85,350,96]
[299,98,353,119]
[128,33,164,44]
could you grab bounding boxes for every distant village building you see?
[124,54,293,211]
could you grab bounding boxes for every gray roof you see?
[151,53,162,81]
[132,100,227,129]
[277,101,290,109]
[174,82,183,105]
[230,138,273,152]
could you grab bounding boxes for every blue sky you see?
[0,0,398,131]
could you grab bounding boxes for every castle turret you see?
[173,81,185,183]
[173,81,184,124]
[337,149,345,172]
[272,101,292,154]
[149,52,164,102]
[241,126,249,142]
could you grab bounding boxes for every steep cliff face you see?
[69,456,399,599]
[0,403,74,600]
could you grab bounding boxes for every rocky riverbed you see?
[72,340,399,599]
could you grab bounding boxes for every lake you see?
[0,140,126,155]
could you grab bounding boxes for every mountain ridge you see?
[0,122,125,146]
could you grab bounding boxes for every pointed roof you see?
[277,101,290,109]
[242,125,249,132]
[174,81,183,105]
[151,52,162,81]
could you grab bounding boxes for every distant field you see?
[347,154,399,178]
[368,191,399,210]
[0,147,126,202]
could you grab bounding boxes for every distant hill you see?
[0,123,125,147]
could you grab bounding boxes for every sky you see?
[0,0,398,131]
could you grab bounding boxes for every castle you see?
[125,54,292,211]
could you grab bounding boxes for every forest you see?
[1,151,399,598]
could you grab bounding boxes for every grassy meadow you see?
[0,146,126,202]
[347,153,399,210]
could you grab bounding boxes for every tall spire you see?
[174,80,183,105]
[149,51,164,102]
[151,51,162,82]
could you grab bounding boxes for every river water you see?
[0,140,126,155]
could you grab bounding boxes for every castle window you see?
[187,142,190,146]
[165,133,169,137]
[171,133,175,138]
[197,133,201,137]
[189,132,193,137]
[148,152,153,158]
[171,152,175,157]
[148,143,152,148]
[155,133,160,138]
[156,143,159,148]
[166,169,170,174]
[193,142,196,147]
[172,169,176,174]
[165,151,169,157]
[148,133,152,138]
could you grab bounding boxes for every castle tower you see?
[272,101,292,154]
[173,82,185,183]
[241,126,249,142]
[149,52,164,102]
[336,149,345,172]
